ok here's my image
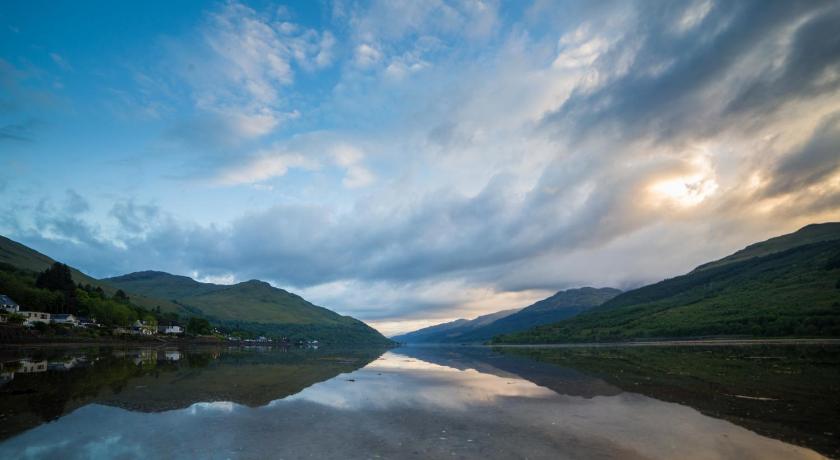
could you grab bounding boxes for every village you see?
[0,293,322,348]
[0,293,183,336]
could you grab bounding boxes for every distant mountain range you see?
[396,223,840,344]
[393,287,621,343]
[391,308,522,343]
[5,222,840,345]
[495,223,840,343]
[0,236,391,345]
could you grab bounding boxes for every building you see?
[51,314,79,326]
[158,325,183,335]
[0,295,19,313]
[20,311,50,326]
[18,359,48,373]
[131,320,155,335]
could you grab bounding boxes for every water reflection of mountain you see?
[393,346,623,398]
[0,346,386,440]
[395,345,840,459]
[494,345,840,459]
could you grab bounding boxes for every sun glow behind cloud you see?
[648,162,719,208]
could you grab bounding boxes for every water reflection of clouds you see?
[281,351,556,411]
[188,401,237,414]
[0,351,825,460]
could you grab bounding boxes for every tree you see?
[142,314,158,331]
[36,263,74,291]
[6,313,25,324]
[113,289,130,303]
[186,317,212,335]
[35,263,77,314]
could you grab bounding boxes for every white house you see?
[18,359,48,373]
[158,325,183,335]
[0,295,19,313]
[20,311,50,326]
[51,314,79,326]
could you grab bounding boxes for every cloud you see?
[63,189,90,214]
[48,52,73,72]
[341,0,500,44]
[161,1,335,147]
[314,32,337,68]
[672,0,714,34]
[4,0,840,332]
[763,112,840,198]
[540,1,832,143]
[0,122,36,142]
[109,200,161,234]
[725,5,840,115]
[353,44,382,68]
[0,59,58,142]
[332,145,375,188]
[215,150,316,186]
[209,138,376,189]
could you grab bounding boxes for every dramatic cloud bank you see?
[1,0,839,334]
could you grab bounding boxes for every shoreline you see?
[0,335,225,348]
[6,337,840,349]
[0,337,225,349]
[397,337,840,348]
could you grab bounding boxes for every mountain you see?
[0,236,391,345]
[456,287,622,342]
[494,223,840,343]
[392,308,521,343]
[393,287,621,343]
[0,235,182,313]
[105,271,391,344]
[693,223,840,272]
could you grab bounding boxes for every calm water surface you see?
[0,344,837,459]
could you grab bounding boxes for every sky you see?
[1,0,839,336]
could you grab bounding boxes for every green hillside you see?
[106,271,344,324]
[105,271,391,344]
[494,224,840,343]
[0,236,391,345]
[0,236,182,314]
[100,270,219,300]
[693,223,840,272]
[456,287,621,342]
